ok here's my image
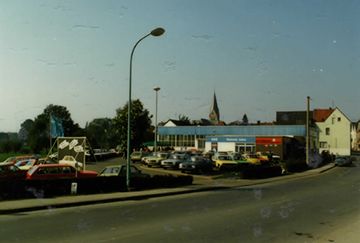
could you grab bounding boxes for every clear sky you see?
[1,0,359,132]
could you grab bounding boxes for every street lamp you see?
[153,86,160,154]
[126,27,165,190]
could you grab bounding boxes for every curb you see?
[0,186,227,215]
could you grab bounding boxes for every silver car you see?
[161,154,189,169]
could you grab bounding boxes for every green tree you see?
[27,104,83,153]
[178,114,191,125]
[18,119,34,142]
[0,132,22,153]
[85,118,114,149]
[112,99,151,154]
[242,114,249,125]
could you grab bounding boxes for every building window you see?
[197,136,205,149]
[337,117,341,122]
[319,142,327,148]
[325,127,330,135]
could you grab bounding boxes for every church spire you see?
[209,92,220,124]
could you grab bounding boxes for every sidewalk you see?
[0,163,336,215]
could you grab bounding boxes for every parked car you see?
[179,156,213,174]
[48,152,58,160]
[161,153,189,169]
[130,151,149,163]
[143,152,169,167]
[0,155,40,166]
[58,155,84,169]
[99,165,150,178]
[231,153,252,170]
[0,164,27,181]
[211,151,230,161]
[15,158,40,171]
[335,156,353,167]
[243,154,263,165]
[26,164,98,180]
[213,155,238,170]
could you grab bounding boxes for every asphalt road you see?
[1,162,359,243]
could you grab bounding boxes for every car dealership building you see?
[156,93,351,158]
[158,123,315,160]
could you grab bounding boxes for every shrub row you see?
[239,165,283,179]
[0,175,193,200]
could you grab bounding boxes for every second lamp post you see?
[153,86,160,154]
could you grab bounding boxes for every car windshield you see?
[0,1,359,242]
[102,166,120,175]
[171,154,185,160]
[158,153,168,158]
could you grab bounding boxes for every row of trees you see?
[3,100,153,154]
[1,101,251,155]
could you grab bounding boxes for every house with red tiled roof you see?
[315,107,351,156]
[313,109,335,122]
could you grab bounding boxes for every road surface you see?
[0,162,359,242]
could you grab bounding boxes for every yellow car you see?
[244,154,269,165]
[214,155,238,170]
[243,154,261,165]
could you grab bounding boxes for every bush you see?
[0,175,194,199]
[281,159,309,173]
[321,151,334,164]
[239,165,282,179]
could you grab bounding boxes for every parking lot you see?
[85,156,214,185]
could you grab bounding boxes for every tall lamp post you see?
[153,86,161,154]
[127,27,165,190]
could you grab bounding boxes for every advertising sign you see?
[57,137,86,163]
[256,137,282,145]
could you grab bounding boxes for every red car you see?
[26,164,98,180]
[0,164,27,181]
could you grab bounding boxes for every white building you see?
[315,108,351,156]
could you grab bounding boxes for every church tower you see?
[209,92,220,125]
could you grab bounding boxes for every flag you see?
[50,115,64,138]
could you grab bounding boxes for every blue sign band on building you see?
[206,136,256,143]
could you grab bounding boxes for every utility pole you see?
[306,96,310,165]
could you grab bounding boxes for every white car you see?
[161,154,189,169]
[59,155,84,169]
[15,159,39,171]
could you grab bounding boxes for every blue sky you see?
[0,0,359,132]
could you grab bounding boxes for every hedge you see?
[0,175,193,200]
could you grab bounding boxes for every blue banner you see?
[50,115,64,138]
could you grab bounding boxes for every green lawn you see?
[0,153,21,162]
